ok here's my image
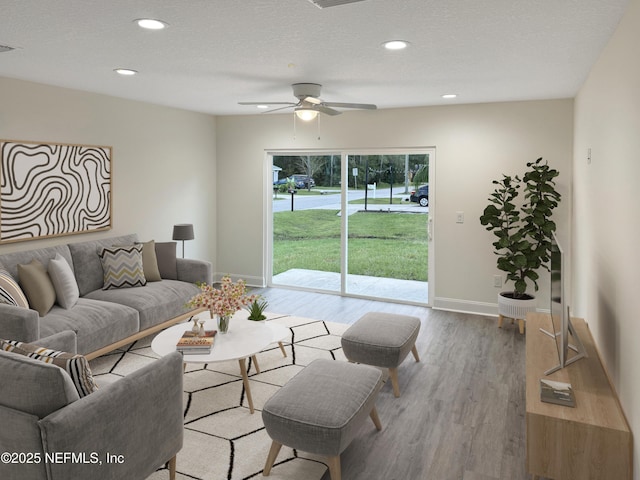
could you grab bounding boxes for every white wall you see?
[216,99,574,313]
[573,0,640,474]
[0,77,217,264]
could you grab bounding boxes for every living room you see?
[0,0,639,479]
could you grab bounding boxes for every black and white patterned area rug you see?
[89,312,350,480]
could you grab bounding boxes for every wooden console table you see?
[525,312,632,480]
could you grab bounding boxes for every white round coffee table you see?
[152,318,289,414]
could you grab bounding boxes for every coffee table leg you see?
[251,355,261,374]
[238,358,255,414]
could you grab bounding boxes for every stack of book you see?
[540,378,576,407]
[176,330,217,354]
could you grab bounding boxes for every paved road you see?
[273,187,428,214]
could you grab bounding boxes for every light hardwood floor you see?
[252,286,529,480]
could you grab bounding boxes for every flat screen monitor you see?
[543,232,587,375]
[549,234,565,366]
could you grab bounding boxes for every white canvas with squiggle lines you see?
[0,140,112,243]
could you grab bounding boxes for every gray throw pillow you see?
[155,241,178,280]
[48,253,80,309]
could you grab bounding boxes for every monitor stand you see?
[543,308,588,375]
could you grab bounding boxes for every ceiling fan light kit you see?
[295,108,319,121]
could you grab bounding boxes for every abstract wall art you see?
[0,140,112,243]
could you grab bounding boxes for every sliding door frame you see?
[265,147,435,306]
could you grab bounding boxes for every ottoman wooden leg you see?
[263,441,282,476]
[168,455,177,480]
[411,344,420,362]
[518,319,525,334]
[498,314,504,328]
[327,455,341,480]
[278,341,287,357]
[369,406,382,430]
[389,367,401,397]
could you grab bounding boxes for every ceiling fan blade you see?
[322,102,377,110]
[302,96,322,105]
[238,102,297,106]
[264,105,297,113]
[317,105,342,116]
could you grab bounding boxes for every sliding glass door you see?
[270,153,342,292]
[269,148,433,305]
[344,153,429,302]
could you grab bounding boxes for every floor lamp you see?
[172,224,194,258]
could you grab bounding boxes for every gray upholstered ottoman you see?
[341,312,421,397]
[262,358,383,480]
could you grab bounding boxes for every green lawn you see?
[273,210,428,281]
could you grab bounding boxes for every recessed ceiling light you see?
[257,105,269,109]
[114,68,138,76]
[383,40,409,50]
[442,94,458,99]
[135,18,168,30]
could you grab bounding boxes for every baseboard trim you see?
[433,297,551,318]
[214,272,266,288]
[432,297,498,316]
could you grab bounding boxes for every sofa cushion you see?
[0,349,79,418]
[48,253,80,309]
[67,234,138,296]
[155,241,178,280]
[85,279,200,331]
[0,268,29,308]
[98,244,147,290]
[17,259,56,317]
[39,298,140,356]
[0,339,98,398]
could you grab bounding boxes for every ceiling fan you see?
[238,83,377,120]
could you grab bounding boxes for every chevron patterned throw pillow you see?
[98,244,147,290]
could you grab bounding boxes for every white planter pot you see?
[498,292,537,320]
[497,292,537,334]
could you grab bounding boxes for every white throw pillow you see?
[48,253,80,309]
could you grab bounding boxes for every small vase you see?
[218,315,231,334]
[191,317,200,333]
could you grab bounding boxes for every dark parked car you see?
[274,175,315,189]
[410,184,429,207]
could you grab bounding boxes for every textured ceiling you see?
[0,0,629,116]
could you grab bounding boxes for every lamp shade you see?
[172,224,194,241]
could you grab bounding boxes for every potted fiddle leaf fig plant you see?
[246,297,268,321]
[479,157,561,331]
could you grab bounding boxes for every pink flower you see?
[186,276,259,318]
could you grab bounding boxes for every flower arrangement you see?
[186,276,258,319]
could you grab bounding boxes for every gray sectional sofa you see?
[0,233,212,359]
